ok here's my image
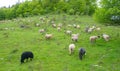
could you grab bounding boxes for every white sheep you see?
[51,20,55,24]
[57,27,61,31]
[90,36,100,43]
[58,23,62,28]
[65,30,72,35]
[68,24,72,27]
[88,28,94,33]
[39,29,45,33]
[91,26,96,29]
[35,23,40,27]
[52,24,56,28]
[96,27,101,31]
[45,34,53,39]
[102,34,110,41]
[71,33,79,42]
[73,24,77,28]
[69,44,75,55]
[76,25,80,29]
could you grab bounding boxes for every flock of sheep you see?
[18,16,110,63]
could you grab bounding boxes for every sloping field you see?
[0,14,120,71]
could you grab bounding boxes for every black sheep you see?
[79,48,86,60]
[20,51,34,64]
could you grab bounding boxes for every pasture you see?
[0,14,120,71]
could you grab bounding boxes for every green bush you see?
[0,9,5,20]
[94,7,120,25]
[0,0,97,20]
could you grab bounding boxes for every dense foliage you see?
[94,0,120,25]
[0,0,97,20]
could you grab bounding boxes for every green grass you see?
[0,14,120,71]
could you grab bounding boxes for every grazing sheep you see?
[21,51,34,64]
[68,24,72,27]
[85,26,90,33]
[39,29,45,33]
[35,23,40,27]
[73,24,77,28]
[96,27,101,31]
[69,44,75,55]
[45,34,53,39]
[91,26,96,30]
[71,33,79,42]
[90,36,100,43]
[58,23,62,28]
[65,30,72,35]
[40,17,46,23]
[79,48,86,60]
[57,27,61,31]
[52,24,56,28]
[88,28,94,33]
[102,34,110,41]
[51,20,55,24]
[76,25,80,29]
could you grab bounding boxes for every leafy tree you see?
[0,8,5,20]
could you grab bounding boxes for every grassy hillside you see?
[0,14,120,71]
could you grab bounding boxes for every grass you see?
[0,14,120,71]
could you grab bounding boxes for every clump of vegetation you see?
[94,0,120,25]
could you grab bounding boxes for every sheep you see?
[65,30,72,35]
[58,23,62,28]
[57,27,61,32]
[86,26,96,33]
[85,26,90,33]
[68,24,72,27]
[20,51,34,64]
[90,35,100,43]
[51,20,55,24]
[69,44,75,55]
[45,34,53,39]
[73,24,77,28]
[40,17,46,23]
[52,24,56,28]
[38,29,45,33]
[76,25,80,29]
[102,34,110,41]
[88,28,94,33]
[96,27,101,31]
[35,23,40,27]
[91,25,96,30]
[79,48,86,60]
[71,33,79,42]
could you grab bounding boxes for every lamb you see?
[90,36,100,43]
[102,34,110,41]
[79,48,86,60]
[45,34,53,39]
[69,44,75,55]
[71,33,79,42]
[20,51,34,64]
